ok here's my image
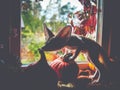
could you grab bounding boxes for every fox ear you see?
[43,23,54,41]
[56,25,72,38]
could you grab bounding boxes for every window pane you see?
[21,0,103,64]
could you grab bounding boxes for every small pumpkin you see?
[50,53,79,82]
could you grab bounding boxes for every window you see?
[21,0,103,65]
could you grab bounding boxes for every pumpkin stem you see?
[63,53,73,62]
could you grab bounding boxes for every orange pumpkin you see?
[50,53,79,82]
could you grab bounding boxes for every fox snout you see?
[41,41,65,51]
[41,45,52,51]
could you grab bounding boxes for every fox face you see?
[41,23,72,51]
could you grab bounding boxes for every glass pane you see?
[21,0,103,64]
